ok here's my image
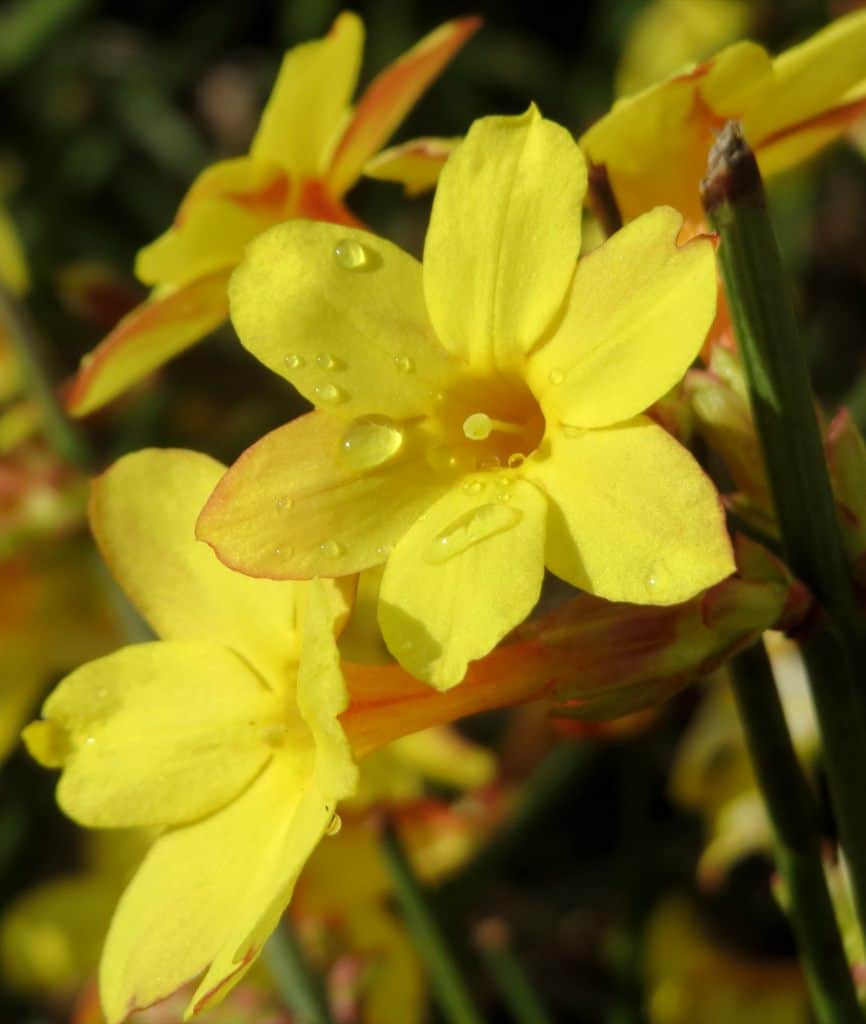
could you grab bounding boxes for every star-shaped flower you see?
[66,12,479,416]
[197,107,735,690]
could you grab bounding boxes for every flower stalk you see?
[381,823,484,1024]
[729,641,862,1024]
[702,120,866,940]
[262,919,336,1024]
[0,283,92,470]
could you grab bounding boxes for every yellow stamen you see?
[462,412,523,441]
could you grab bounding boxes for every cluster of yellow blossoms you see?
[16,6,866,1021]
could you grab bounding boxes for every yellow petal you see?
[379,476,546,689]
[25,642,277,828]
[327,17,481,196]
[744,8,866,150]
[90,448,302,681]
[99,759,334,1022]
[136,204,267,291]
[363,136,461,195]
[580,42,771,226]
[423,108,587,373]
[526,418,733,604]
[0,205,28,295]
[101,579,356,1020]
[66,270,230,417]
[197,412,449,579]
[250,12,363,178]
[389,726,496,790]
[229,220,456,419]
[528,207,716,428]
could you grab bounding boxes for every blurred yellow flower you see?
[66,13,479,417]
[197,106,733,690]
[644,899,808,1024]
[582,8,866,230]
[0,203,28,296]
[24,449,358,1021]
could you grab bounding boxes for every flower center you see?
[428,375,545,474]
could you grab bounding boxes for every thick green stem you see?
[475,918,553,1024]
[702,120,866,939]
[262,919,335,1024]
[381,824,484,1024]
[0,283,92,470]
[729,642,861,1024]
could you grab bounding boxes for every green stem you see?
[381,823,484,1024]
[475,918,553,1024]
[729,642,861,1024]
[262,919,335,1024]
[0,284,92,470]
[702,120,866,939]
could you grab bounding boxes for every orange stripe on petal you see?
[66,270,231,417]
[755,93,866,152]
[327,16,481,197]
[295,178,365,227]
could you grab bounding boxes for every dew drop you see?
[507,452,526,468]
[340,416,404,471]
[284,353,305,369]
[319,539,344,558]
[315,353,342,370]
[325,812,343,837]
[427,444,459,473]
[427,504,523,564]
[648,575,657,588]
[548,368,565,385]
[85,736,96,746]
[314,382,345,404]
[375,544,391,558]
[393,354,415,373]
[275,495,293,511]
[462,478,484,496]
[334,238,368,270]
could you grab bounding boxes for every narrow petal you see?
[99,758,335,1022]
[24,642,276,828]
[197,413,451,580]
[363,136,460,195]
[379,477,546,689]
[744,8,866,149]
[250,12,364,178]
[66,270,230,417]
[423,108,587,373]
[526,418,734,605]
[90,448,302,680]
[229,220,456,419]
[136,160,290,289]
[528,207,717,428]
[327,17,481,196]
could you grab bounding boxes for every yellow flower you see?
[197,107,734,690]
[582,8,866,230]
[644,899,808,1024]
[24,448,358,1021]
[66,12,480,417]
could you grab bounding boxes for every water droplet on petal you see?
[284,353,305,369]
[427,504,523,564]
[275,495,293,511]
[319,539,344,558]
[85,736,96,746]
[340,416,404,470]
[393,354,414,373]
[462,478,484,496]
[648,575,657,588]
[548,368,565,385]
[334,238,368,270]
[325,812,342,837]
[315,353,342,370]
[375,544,391,558]
[507,453,525,468]
[314,382,345,404]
